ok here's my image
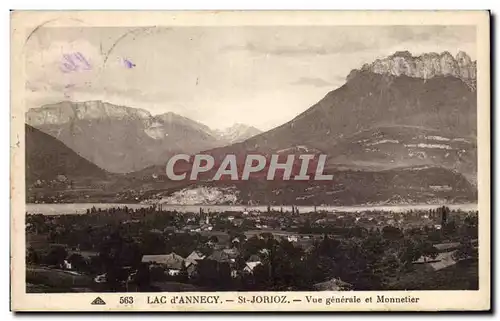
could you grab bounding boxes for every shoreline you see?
[25,202,479,215]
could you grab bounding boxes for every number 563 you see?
[120,296,134,304]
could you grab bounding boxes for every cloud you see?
[221,40,373,56]
[221,26,476,57]
[291,77,332,87]
[386,26,476,44]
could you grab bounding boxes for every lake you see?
[25,203,478,215]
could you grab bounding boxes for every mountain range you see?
[26,101,261,173]
[25,50,478,205]
[206,52,477,182]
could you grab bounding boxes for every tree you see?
[260,232,274,241]
[397,238,421,269]
[453,238,478,261]
[26,247,39,265]
[248,263,271,290]
[196,243,214,257]
[427,228,443,243]
[194,259,231,289]
[241,236,266,259]
[419,241,439,261]
[133,263,151,290]
[440,206,450,225]
[67,253,87,271]
[44,246,67,266]
[382,226,403,240]
[442,220,457,237]
[461,214,478,239]
[177,262,189,283]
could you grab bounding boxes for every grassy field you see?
[388,258,478,290]
[26,266,94,293]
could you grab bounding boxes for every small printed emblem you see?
[91,297,106,305]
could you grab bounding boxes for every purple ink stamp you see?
[60,52,91,73]
[124,59,136,69]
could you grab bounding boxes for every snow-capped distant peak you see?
[216,123,262,144]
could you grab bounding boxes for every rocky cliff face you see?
[347,51,477,89]
[27,101,152,126]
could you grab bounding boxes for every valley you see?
[25,50,478,207]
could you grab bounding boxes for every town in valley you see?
[26,204,478,293]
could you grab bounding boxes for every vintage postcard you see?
[10,11,490,312]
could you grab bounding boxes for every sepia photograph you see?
[10,10,490,311]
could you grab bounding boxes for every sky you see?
[24,25,476,130]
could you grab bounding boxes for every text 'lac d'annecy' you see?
[165,154,334,181]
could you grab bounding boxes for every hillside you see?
[140,166,477,206]
[25,124,107,184]
[325,125,477,182]
[210,72,475,153]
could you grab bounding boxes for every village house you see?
[207,250,231,264]
[185,250,206,264]
[65,250,99,268]
[94,273,107,283]
[185,250,206,278]
[258,248,269,256]
[163,226,176,234]
[247,254,261,263]
[222,248,240,262]
[182,224,199,232]
[194,250,233,279]
[200,224,213,231]
[413,251,457,271]
[313,278,353,291]
[141,252,185,276]
[62,259,72,270]
[243,261,262,274]
[232,218,244,227]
